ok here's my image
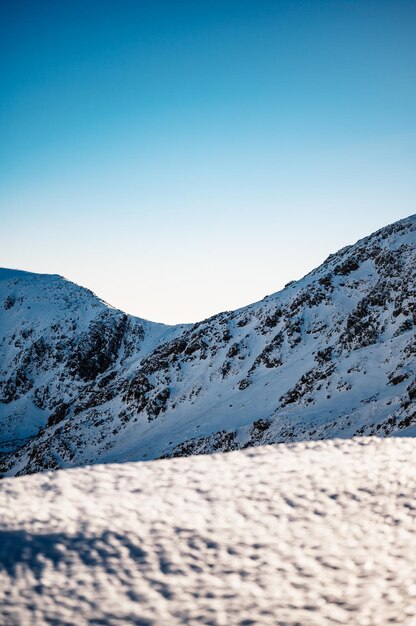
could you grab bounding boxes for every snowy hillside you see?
[0,270,187,468]
[1,437,415,626]
[1,215,415,476]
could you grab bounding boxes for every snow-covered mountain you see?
[1,215,415,476]
[1,437,416,626]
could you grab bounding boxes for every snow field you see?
[1,436,415,625]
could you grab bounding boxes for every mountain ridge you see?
[1,214,415,475]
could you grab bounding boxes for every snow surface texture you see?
[1,215,415,476]
[1,437,415,626]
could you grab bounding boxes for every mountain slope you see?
[1,437,416,626]
[1,216,415,475]
[0,270,186,456]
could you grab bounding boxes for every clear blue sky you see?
[1,0,415,323]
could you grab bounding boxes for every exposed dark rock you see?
[315,347,333,364]
[33,385,50,410]
[67,313,127,381]
[388,372,409,386]
[0,368,33,403]
[163,429,238,459]
[261,308,282,332]
[226,343,240,358]
[334,257,360,276]
[123,374,154,413]
[147,388,170,421]
[340,298,380,351]
[4,295,15,310]
[280,365,335,407]
[407,380,416,401]
[47,402,70,427]
[249,333,284,372]
[318,274,333,290]
[248,418,272,444]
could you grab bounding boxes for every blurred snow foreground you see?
[1,437,415,626]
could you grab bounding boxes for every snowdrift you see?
[1,437,415,625]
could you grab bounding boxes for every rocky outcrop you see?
[67,311,127,380]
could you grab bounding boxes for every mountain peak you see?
[0,267,64,282]
[1,215,415,475]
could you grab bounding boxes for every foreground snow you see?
[1,437,415,625]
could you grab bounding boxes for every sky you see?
[1,0,415,324]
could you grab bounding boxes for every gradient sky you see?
[1,0,415,323]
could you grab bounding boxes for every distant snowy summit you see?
[1,215,415,476]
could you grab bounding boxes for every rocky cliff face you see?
[1,216,415,476]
